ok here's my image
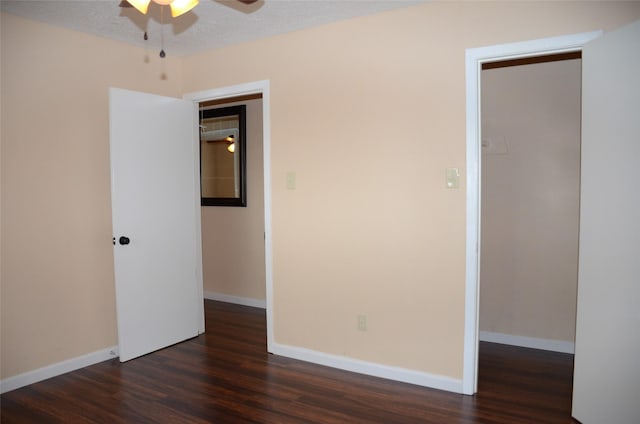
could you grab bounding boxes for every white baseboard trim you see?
[479,331,575,354]
[0,346,119,394]
[270,342,463,394]
[204,291,266,309]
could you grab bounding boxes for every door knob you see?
[119,236,131,245]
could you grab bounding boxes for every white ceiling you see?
[1,0,427,57]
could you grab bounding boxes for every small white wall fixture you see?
[463,31,601,395]
[183,80,273,351]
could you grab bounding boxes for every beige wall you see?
[2,2,639,383]
[0,13,183,379]
[201,98,265,301]
[183,2,640,378]
[480,59,581,343]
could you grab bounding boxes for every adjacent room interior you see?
[479,53,582,394]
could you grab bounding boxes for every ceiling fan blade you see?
[236,0,259,4]
[119,0,133,7]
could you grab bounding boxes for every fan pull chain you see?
[159,6,166,58]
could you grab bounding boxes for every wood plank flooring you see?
[1,300,578,423]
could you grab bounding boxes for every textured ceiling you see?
[1,0,427,57]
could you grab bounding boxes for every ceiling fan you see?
[119,0,259,17]
[119,0,259,57]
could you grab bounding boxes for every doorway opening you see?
[462,31,602,395]
[198,93,266,311]
[477,53,581,402]
[184,80,273,352]
[479,52,582,352]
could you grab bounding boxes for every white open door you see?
[572,20,640,423]
[109,87,203,362]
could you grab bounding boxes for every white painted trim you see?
[191,99,205,335]
[183,80,270,103]
[204,291,266,309]
[480,331,575,354]
[0,346,119,394]
[183,80,273,352]
[271,342,462,394]
[463,45,481,396]
[464,31,602,396]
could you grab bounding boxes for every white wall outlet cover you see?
[357,314,367,331]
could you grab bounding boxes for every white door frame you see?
[183,80,273,351]
[462,32,601,395]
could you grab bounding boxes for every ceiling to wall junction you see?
[1,0,428,56]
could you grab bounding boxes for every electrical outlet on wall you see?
[357,314,367,331]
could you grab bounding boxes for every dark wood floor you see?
[1,300,577,423]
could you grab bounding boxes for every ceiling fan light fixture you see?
[168,0,199,17]
[126,0,198,17]
[126,0,151,14]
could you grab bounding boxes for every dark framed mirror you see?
[199,105,247,207]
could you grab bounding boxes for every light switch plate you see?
[446,167,460,189]
[286,172,296,190]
